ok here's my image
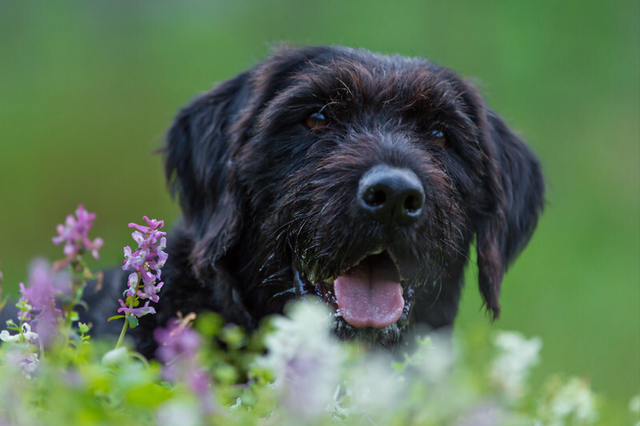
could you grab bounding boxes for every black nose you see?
[358,165,425,226]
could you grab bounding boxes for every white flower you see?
[255,299,344,422]
[0,329,21,343]
[0,323,38,344]
[21,323,39,343]
[536,378,599,426]
[490,331,542,401]
[551,379,598,424]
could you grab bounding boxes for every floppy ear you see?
[475,110,545,319]
[164,71,252,278]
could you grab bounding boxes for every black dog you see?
[84,45,544,357]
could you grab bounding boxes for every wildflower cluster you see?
[113,216,167,347]
[0,206,630,426]
[0,206,102,382]
[51,204,104,271]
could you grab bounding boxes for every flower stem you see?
[115,277,139,349]
[62,257,86,348]
[115,318,128,349]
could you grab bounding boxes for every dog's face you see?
[164,46,544,348]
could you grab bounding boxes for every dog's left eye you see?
[305,112,329,130]
[430,129,447,146]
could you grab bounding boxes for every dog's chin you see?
[332,317,407,349]
[292,250,414,349]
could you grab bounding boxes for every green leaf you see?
[107,315,125,322]
[124,383,173,407]
[125,296,140,307]
[127,316,139,328]
[195,311,224,338]
[392,362,406,373]
[221,325,245,349]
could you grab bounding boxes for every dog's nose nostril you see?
[362,187,387,208]
[404,191,425,214]
[358,166,425,227]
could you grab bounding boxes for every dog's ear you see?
[474,108,545,319]
[164,71,252,278]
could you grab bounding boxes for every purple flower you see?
[3,347,40,379]
[154,318,202,367]
[117,299,156,317]
[17,264,63,346]
[19,268,58,311]
[129,216,164,234]
[121,216,168,306]
[52,205,103,271]
[123,246,147,271]
[138,280,164,303]
[154,318,215,413]
[125,273,138,298]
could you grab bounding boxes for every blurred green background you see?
[1,0,637,415]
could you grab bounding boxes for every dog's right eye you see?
[305,112,328,130]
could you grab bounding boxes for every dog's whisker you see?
[439,237,467,261]
[269,288,296,301]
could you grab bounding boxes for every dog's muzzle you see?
[326,166,424,329]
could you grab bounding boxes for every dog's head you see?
[164,45,544,347]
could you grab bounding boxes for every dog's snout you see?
[358,165,425,226]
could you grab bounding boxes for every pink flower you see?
[154,318,215,413]
[123,246,147,271]
[121,216,168,310]
[117,299,156,318]
[52,205,103,271]
[154,319,202,366]
[124,273,138,298]
[138,280,164,303]
[129,216,164,234]
[17,263,63,346]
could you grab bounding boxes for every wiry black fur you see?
[81,45,544,358]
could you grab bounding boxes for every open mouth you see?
[297,251,405,329]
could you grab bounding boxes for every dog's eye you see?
[305,112,328,130]
[430,129,447,146]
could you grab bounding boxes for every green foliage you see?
[1,303,636,426]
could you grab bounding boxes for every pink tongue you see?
[334,257,404,329]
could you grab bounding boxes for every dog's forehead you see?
[292,51,455,102]
[247,47,476,140]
